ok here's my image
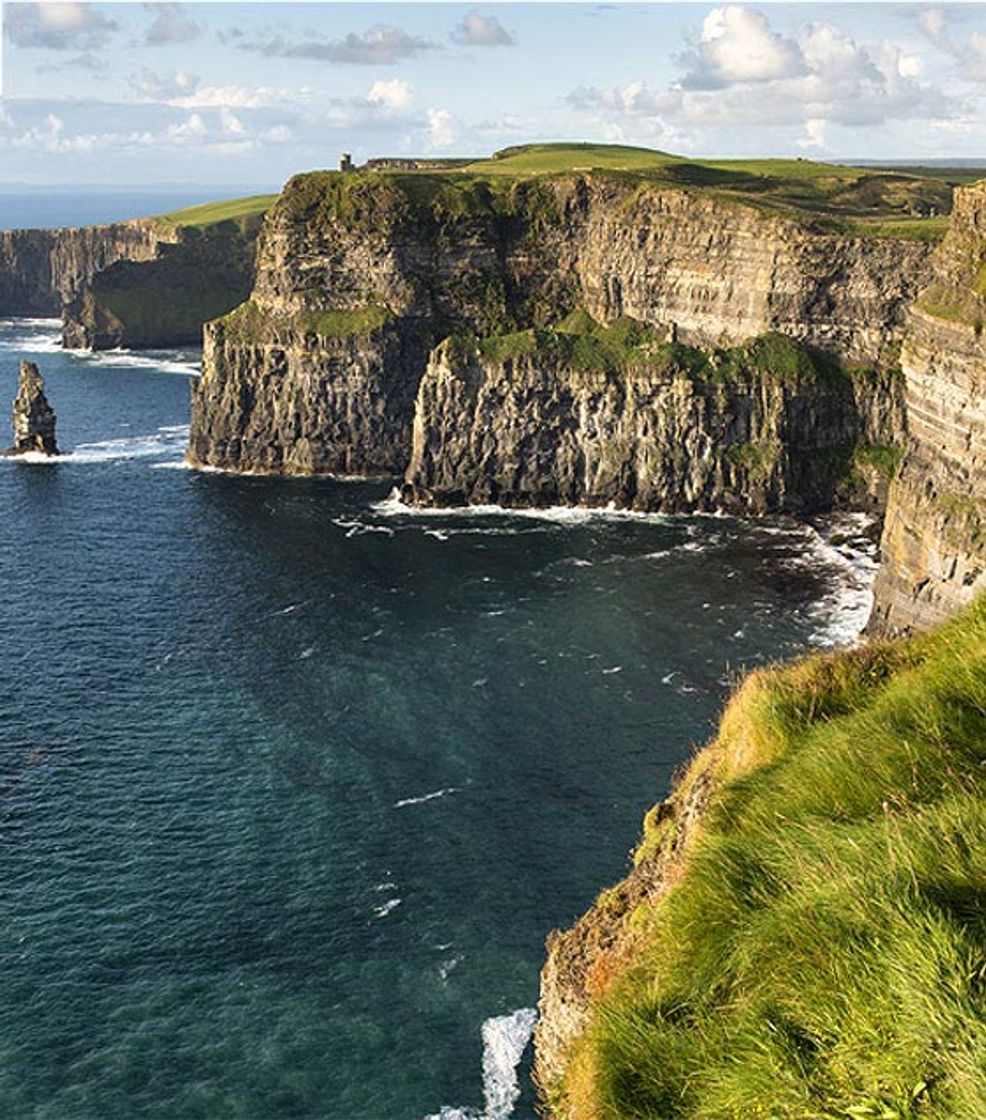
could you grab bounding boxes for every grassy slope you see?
[569,595,986,1119]
[155,193,278,231]
[457,143,959,240]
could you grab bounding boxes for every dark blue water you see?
[0,319,875,1118]
[0,191,274,231]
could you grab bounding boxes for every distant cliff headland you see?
[0,194,273,349]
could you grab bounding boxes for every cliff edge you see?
[537,598,986,1118]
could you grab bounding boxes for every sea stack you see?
[8,360,58,456]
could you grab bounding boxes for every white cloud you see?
[130,68,199,101]
[143,2,200,46]
[259,124,294,144]
[234,24,435,66]
[916,6,986,83]
[797,118,828,150]
[368,80,413,111]
[679,6,803,89]
[5,2,117,50]
[426,107,457,149]
[169,85,294,110]
[451,12,515,48]
[219,108,246,136]
[898,53,923,78]
[0,107,263,156]
[572,7,953,139]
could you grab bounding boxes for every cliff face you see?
[189,171,928,485]
[0,222,165,318]
[62,221,258,350]
[869,183,986,633]
[402,334,903,514]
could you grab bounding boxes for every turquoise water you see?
[0,319,875,1118]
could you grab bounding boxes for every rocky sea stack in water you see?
[6,360,58,456]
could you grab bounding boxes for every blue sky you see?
[2,2,986,188]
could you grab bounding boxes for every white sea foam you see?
[3,450,59,465]
[426,1008,538,1120]
[373,898,401,919]
[394,786,460,809]
[372,488,677,525]
[797,513,880,648]
[3,425,190,465]
[0,320,201,375]
[0,330,62,353]
[63,425,190,463]
[76,349,201,377]
[438,954,462,982]
[0,317,60,329]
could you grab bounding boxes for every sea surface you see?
[0,191,274,231]
[0,318,878,1119]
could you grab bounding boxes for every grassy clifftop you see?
[386,142,957,241]
[548,594,986,1118]
[154,193,277,233]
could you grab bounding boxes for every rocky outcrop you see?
[189,171,928,482]
[0,222,165,318]
[402,333,903,514]
[535,753,718,1103]
[5,360,58,455]
[869,182,986,633]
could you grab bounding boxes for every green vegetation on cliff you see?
[280,143,958,242]
[559,597,986,1118]
[155,194,277,232]
[473,315,875,388]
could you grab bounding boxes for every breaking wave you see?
[2,425,191,465]
[426,1007,538,1120]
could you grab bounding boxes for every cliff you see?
[62,219,260,350]
[536,598,986,1118]
[0,222,164,318]
[869,181,986,633]
[403,328,903,514]
[189,169,928,498]
[0,195,271,350]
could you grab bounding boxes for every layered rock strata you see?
[62,221,259,350]
[0,222,165,318]
[869,181,986,633]
[402,335,903,514]
[6,360,58,455]
[189,171,928,490]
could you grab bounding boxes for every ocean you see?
[0,191,274,231]
[0,316,877,1118]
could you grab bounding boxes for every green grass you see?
[463,142,679,175]
[216,300,393,343]
[280,143,957,242]
[155,194,277,230]
[569,596,986,1120]
[299,304,392,338]
[854,443,905,481]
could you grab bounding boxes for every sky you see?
[1,1,986,189]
